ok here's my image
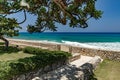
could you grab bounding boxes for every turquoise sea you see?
[12,32,120,42]
[11,32,120,51]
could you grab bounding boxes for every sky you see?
[9,0,120,32]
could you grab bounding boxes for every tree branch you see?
[53,0,76,21]
[17,10,27,24]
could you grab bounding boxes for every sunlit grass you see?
[94,60,120,80]
[0,51,34,61]
[0,44,34,61]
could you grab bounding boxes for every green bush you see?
[23,47,71,64]
[0,42,4,45]
[0,46,20,54]
[0,47,71,80]
[23,47,71,58]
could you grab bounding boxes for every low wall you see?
[32,56,102,80]
[71,46,120,61]
[12,60,67,80]
[9,39,120,61]
[9,39,60,51]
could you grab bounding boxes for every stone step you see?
[32,56,103,80]
[69,53,81,62]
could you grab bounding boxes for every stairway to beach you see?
[32,55,102,80]
[8,39,103,80]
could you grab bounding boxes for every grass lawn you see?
[0,42,34,61]
[94,60,120,80]
[0,51,34,61]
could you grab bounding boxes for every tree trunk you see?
[0,35,9,50]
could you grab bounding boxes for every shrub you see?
[0,42,4,45]
[0,47,71,80]
[23,47,71,58]
[0,46,20,54]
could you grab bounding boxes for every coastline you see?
[7,38,61,45]
[1,38,119,61]
[8,38,120,52]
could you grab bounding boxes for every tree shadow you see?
[39,63,98,80]
[81,63,97,80]
[0,46,20,55]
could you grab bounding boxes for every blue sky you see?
[9,0,120,32]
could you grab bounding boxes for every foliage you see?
[0,46,20,54]
[0,0,102,33]
[0,12,21,49]
[0,17,21,37]
[0,47,71,80]
[0,42,4,45]
[0,0,102,49]
[23,47,71,57]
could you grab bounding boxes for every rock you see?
[17,75,25,80]
[32,77,40,80]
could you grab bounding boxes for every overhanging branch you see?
[17,10,27,24]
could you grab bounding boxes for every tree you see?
[0,16,21,49]
[0,0,102,49]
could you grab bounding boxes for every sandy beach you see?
[6,38,119,61]
[7,38,120,52]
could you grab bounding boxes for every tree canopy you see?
[0,0,102,33]
[0,16,21,37]
[0,0,102,49]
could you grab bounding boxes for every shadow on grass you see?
[81,63,98,80]
[0,46,20,55]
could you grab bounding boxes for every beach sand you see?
[7,38,120,52]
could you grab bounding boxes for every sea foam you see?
[62,40,120,51]
[8,38,120,52]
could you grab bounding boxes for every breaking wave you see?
[62,40,120,51]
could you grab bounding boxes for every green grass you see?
[0,42,4,45]
[0,46,34,61]
[94,60,120,80]
[0,51,34,61]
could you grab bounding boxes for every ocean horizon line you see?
[19,32,120,34]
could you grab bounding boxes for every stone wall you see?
[71,46,120,61]
[9,39,120,61]
[12,61,67,80]
[11,56,102,80]
[59,44,120,61]
[9,39,60,50]
[32,56,102,80]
